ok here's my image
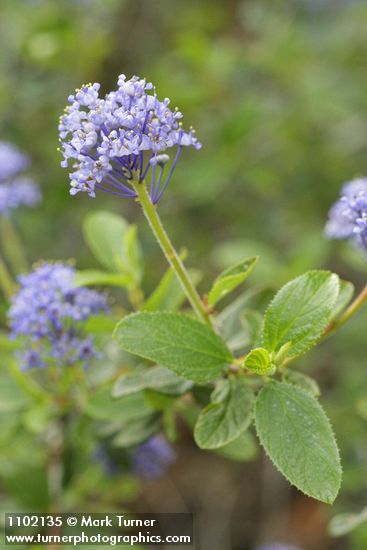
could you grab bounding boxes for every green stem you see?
[0,256,15,299]
[324,284,367,337]
[0,216,28,274]
[132,180,213,329]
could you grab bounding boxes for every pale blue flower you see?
[8,262,108,370]
[325,177,367,250]
[59,75,201,203]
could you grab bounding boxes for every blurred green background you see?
[1,0,367,548]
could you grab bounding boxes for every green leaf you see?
[83,211,143,283]
[75,269,130,288]
[213,430,257,462]
[85,388,152,422]
[329,508,367,537]
[22,403,53,434]
[262,270,340,357]
[194,379,254,449]
[217,287,270,353]
[274,341,292,366]
[124,224,144,284]
[0,376,31,413]
[244,347,275,375]
[242,309,263,348]
[255,381,341,503]
[356,397,367,422]
[84,314,116,334]
[83,211,129,273]
[113,414,161,447]
[0,414,19,445]
[114,312,233,383]
[144,390,175,410]
[331,280,354,320]
[112,365,192,398]
[143,266,202,312]
[208,256,258,307]
[163,408,178,442]
[283,369,320,397]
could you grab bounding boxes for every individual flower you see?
[59,75,201,203]
[132,435,176,479]
[0,141,41,215]
[8,262,108,370]
[325,177,367,251]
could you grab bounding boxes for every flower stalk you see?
[0,216,28,274]
[324,283,367,337]
[132,180,213,329]
[0,256,14,299]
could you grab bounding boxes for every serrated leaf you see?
[262,270,340,357]
[75,270,131,288]
[244,347,274,375]
[283,369,320,397]
[331,280,354,320]
[208,256,258,306]
[255,381,341,503]
[113,365,192,398]
[114,312,233,383]
[194,379,254,449]
[213,430,257,462]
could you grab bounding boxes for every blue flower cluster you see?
[8,262,108,370]
[0,141,41,215]
[0,142,29,179]
[325,178,367,251]
[59,75,201,203]
[132,435,176,479]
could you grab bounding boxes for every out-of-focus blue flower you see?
[8,262,108,370]
[0,142,41,215]
[0,142,29,180]
[0,177,42,215]
[325,177,367,251]
[59,75,201,203]
[255,544,303,550]
[132,435,176,479]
